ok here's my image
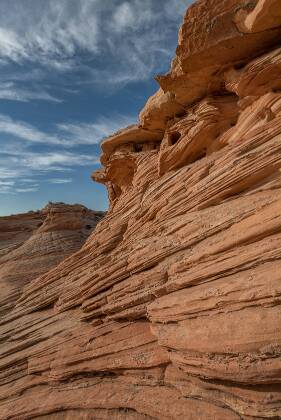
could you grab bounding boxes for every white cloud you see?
[57,114,136,145]
[0,1,100,65]
[0,113,136,146]
[0,114,63,145]
[0,82,61,102]
[0,168,23,179]
[48,178,73,184]
[112,3,136,31]
[0,0,192,85]
[0,27,27,62]
[0,111,135,194]
[0,180,15,186]
[0,186,15,194]
[0,150,98,194]
[15,187,38,193]
[0,0,193,200]
[0,175,17,194]
[22,152,95,169]
[20,178,40,183]
[0,150,98,173]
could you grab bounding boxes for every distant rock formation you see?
[1,0,281,418]
[0,203,103,317]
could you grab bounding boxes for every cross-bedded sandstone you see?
[1,0,281,418]
[0,203,103,318]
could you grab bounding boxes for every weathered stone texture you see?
[0,203,103,317]
[1,0,281,418]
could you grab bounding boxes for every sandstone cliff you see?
[0,203,103,318]
[1,0,281,418]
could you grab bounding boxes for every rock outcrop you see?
[1,0,281,418]
[0,203,103,317]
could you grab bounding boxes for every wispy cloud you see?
[0,168,24,179]
[0,170,40,194]
[0,82,61,102]
[22,152,96,169]
[0,110,134,194]
[0,178,16,194]
[0,114,63,145]
[57,114,135,145]
[0,150,98,194]
[48,178,73,184]
[0,0,191,86]
[0,113,135,146]
[15,187,39,193]
[0,27,28,63]
[0,0,192,205]
[0,187,15,194]
[0,180,15,186]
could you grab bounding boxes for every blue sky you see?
[0,0,191,216]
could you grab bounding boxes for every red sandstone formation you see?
[0,203,103,317]
[1,0,281,418]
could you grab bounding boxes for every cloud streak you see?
[0,114,63,145]
[0,0,192,206]
[57,114,135,145]
[48,178,73,184]
[0,150,98,194]
[0,111,134,194]
[0,0,191,86]
[0,113,135,146]
[0,82,61,102]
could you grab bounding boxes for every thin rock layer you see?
[1,0,281,419]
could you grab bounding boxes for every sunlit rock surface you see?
[1,0,281,418]
[0,203,103,317]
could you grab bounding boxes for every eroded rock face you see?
[0,203,103,317]
[1,0,281,418]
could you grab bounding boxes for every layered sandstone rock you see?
[1,0,281,418]
[0,203,103,317]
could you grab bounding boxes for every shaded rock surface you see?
[1,0,281,418]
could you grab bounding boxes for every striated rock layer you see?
[1,0,281,418]
[0,203,103,317]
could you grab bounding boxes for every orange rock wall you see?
[1,1,281,418]
[0,203,103,317]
